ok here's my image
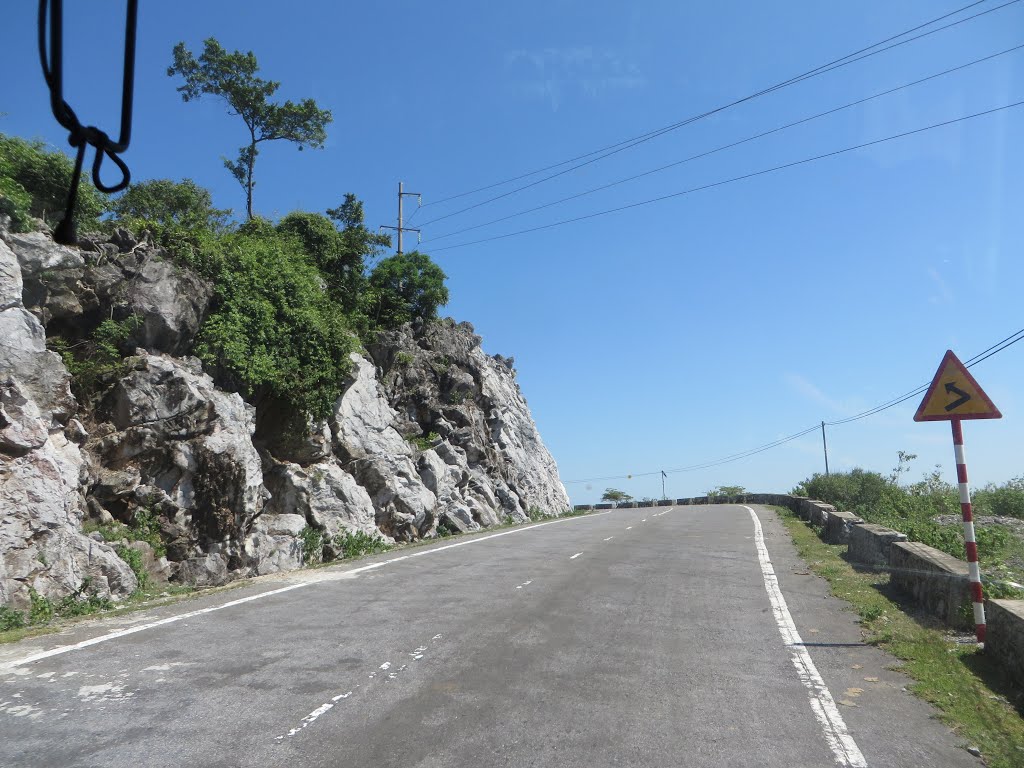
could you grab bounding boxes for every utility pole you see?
[821,421,830,476]
[379,181,421,254]
[661,470,667,500]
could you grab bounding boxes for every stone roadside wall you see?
[573,493,1024,670]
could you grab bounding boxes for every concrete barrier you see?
[848,523,907,566]
[889,541,972,629]
[985,599,1024,687]
[824,510,862,545]
[595,503,613,510]
[573,505,593,512]
[657,499,673,506]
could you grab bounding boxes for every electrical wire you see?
[427,99,1024,253]
[423,43,1024,243]
[563,326,1024,485]
[416,0,1017,225]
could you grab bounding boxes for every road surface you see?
[0,505,979,767]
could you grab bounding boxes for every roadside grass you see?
[0,583,199,646]
[774,506,1024,768]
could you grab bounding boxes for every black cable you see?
[823,327,1024,425]
[564,326,1024,484]
[428,99,1024,253]
[38,0,139,245]
[425,44,1024,243]
[417,0,1015,223]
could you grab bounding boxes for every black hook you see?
[38,0,138,245]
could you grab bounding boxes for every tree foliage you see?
[368,250,449,329]
[111,178,231,231]
[601,488,632,503]
[0,133,106,232]
[195,231,355,420]
[167,38,332,219]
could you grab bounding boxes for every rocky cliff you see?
[0,225,569,609]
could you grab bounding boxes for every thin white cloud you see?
[505,46,646,110]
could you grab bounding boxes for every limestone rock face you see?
[0,228,570,607]
[331,354,437,540]
[369,319,570,523]
[0,236,137,608]
[86,353,266,583]
[4,229,211,355]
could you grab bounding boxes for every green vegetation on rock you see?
[0,133,106,232]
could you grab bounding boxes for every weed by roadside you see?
[775,506,1024,768]
[332,530,392,558]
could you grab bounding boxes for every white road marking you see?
[641,519,647,522]
[603,537,614,541]
[276,633,443,741]
[0,514,608,670]
[515,580,533,590]
[626,526,633,530]
[743,506,867,768]
[569,553,583,560]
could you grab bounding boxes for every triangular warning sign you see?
[914,350,1001,422]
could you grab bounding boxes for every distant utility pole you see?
[661,470,667,500]
[821,421,830,476]
[379,181,421,254]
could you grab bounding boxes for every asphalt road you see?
[0,505,980,767]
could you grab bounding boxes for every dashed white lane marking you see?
[0,513,610,670]
[641,518,648,522]
[743,506,867,768]
[603,537,614,542]
[515,580,533,590]
[569,553,583,560]
[626,526,633,530]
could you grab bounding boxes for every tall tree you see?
[167,38,332,219]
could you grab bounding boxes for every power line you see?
[563,326,1024,485]
[823,327,1024,425]
[420,0,991,209]
[417,0,1017,225]
[425,43,1024,243]
[429,99,1024,253]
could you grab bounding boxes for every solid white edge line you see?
[569,552,583,560]
[0,511,611,670]
[742,505,868,768]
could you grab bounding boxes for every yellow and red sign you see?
[914,350,1001,422]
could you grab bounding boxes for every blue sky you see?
[3,1,1022,504]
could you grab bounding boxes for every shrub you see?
[300,526,324,566]
[50,315,142,398]
[110,178,230,231]
[28,589,54,625]
[0,606,26,631]
[0,133,106,232]
[115,544,150,591]
[0,174,34,231]
[973,478,1024,519]
[332,530,391,559]
[195,232,357,420]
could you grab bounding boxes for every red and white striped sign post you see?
[951,418,985,641]
[914,350,1001,646]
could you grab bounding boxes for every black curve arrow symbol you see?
[944,382,971,412]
